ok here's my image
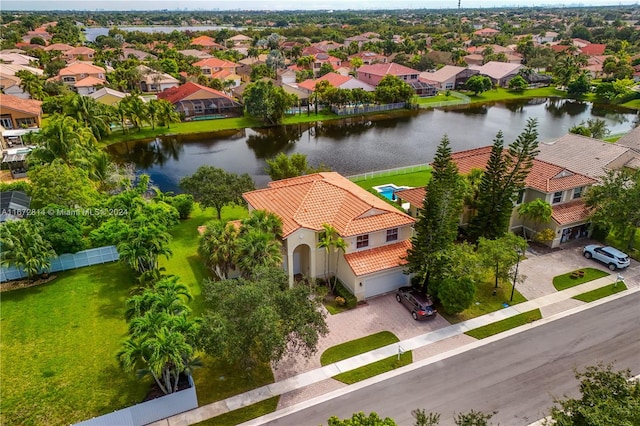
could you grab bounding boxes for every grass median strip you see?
[465,309,542,339]
[552,268,610,291]
[193,397,279,426]
[572,282,627,302]
[320,331,412,384]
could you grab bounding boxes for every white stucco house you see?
[242,172,416,300]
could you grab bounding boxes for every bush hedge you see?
[334,279,357,309]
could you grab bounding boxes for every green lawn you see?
[320,331,412,384]
[439,277,527,324]
[466,87,577,104]
[194,397,279,426]
[572,282,628,303]
[351,169,432,192]
[159,203,248,316]
[0,263,149,426]
[159,203,266,408]
[100,110,371,146]
[414,94,459,104]
[464,309,542,339]
[320,331,400,365]
[552,268,610,291]
[334,352,412,384]
[620,99,640,110]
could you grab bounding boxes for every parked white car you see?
[583,245,630,271]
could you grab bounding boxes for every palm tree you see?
[65,95,112,140]
[517,199,552,240]
[0,220,57,280]
[198,221,238,280]
[146,99,161,130]
[118,278,200,395]
[118,224,173,275]
[236,229,283,278]
[119,94,148,132]
[15,70,45,100]
[239,209,282,238]
[28,114,97,168]
[316,224,346,291]
[156,99,180,129]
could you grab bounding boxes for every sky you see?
[2,0,639,10]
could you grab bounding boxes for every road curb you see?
[239,287,640,426]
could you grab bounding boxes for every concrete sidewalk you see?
[149,272,639,426]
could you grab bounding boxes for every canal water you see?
[106,99,639,192]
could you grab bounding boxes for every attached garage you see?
[363,268,410,299]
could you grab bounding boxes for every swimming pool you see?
[372,184,411,201]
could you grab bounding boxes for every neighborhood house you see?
[242,172,416,300]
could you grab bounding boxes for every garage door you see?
[364,269,409,299]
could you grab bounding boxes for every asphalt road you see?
[260,293,640,426]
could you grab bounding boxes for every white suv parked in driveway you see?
[583,245,630,270]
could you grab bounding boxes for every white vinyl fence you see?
[0,246,119,282]
[74,376,198,426]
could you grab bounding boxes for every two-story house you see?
[65,46,96,62]
[396,146,598,248]
[356,63,420,87]
[56,62,106,95]
[192,57,241,87]
[137,65,179,93]
[242,172,416,300]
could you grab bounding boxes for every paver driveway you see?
[516,242,613,300]
[273,292,451,382]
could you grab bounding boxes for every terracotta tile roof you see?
[344,240,411,276]
[193,57,238,69]
[157,81,235,104]
[394,187,426,207]
[74,76,105,87]
[191,36,218,47]
[0,93,42,115]
[550,44,571,53]
[450,146,597,193]
[357,62,420,77]
[59,62,105,76]
[298,73,352,91]
[66,46,95,55]
[579,44,606,56]
[243,172,415,238]
[551,199,591,225]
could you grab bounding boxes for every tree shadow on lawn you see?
[98,363,152,415]
[95,263,137,320]
[0,280,48,302]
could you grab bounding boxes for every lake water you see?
[106,99,639,192]
[84,25,247,42]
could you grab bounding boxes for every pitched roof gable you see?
[344,240,411,276]
[450,146,597,193]
[537,133,633,179]
[298,72,352,91]
[243,172,415,238]
[358,62,420,77]
[157,81,234,104]
[0,93,42,115]
[551,199,590,225]
[616,126,640,153]
[192,57,238,69]
[59,62,105,76]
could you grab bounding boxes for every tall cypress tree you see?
[468,118,540,241]
[406,135,466,296]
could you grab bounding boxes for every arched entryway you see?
[292,243,311,280]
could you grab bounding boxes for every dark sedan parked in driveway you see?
[396,286,437,320]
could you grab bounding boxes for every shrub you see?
[170,194,194,220]
[438,277,476,315]
[334,280,357,309]
[534,228,556,243]
[0,181,31,194]
[335,296,346,306]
